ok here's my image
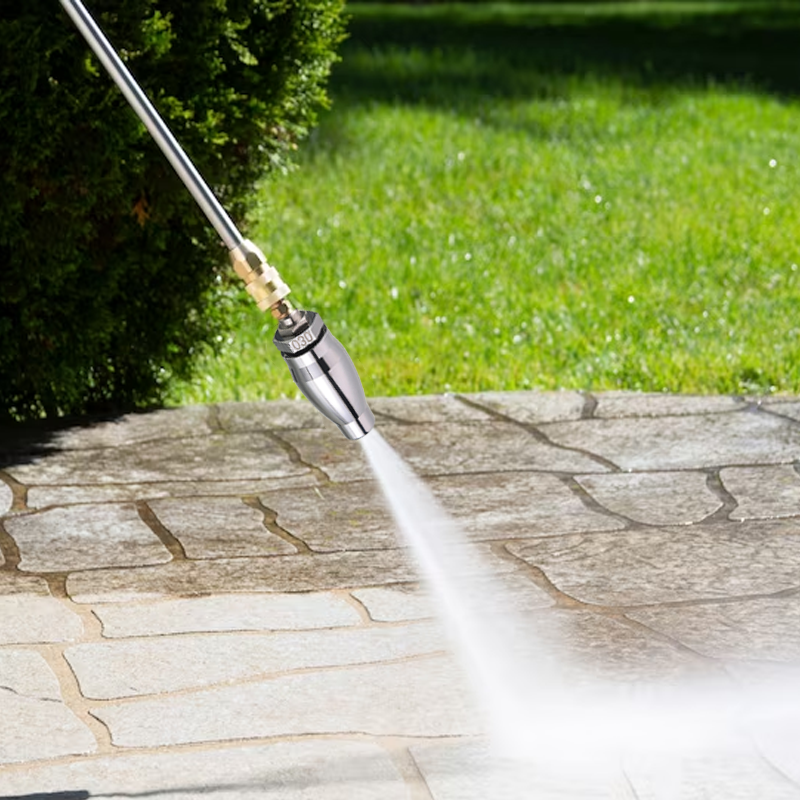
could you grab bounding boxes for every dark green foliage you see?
[0,0,344,419]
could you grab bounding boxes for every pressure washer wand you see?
[59,0,375,440]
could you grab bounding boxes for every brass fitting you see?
[229,240,293,319]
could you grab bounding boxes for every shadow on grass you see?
[331,1,800,108]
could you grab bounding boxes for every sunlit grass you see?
[169,2,800,404]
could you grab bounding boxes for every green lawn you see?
[168,1,800,404]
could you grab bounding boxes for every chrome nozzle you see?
[274,310,375,440]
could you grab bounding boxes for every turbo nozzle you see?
[274,310,375,440]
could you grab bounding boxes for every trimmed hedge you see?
[0,0,344,420]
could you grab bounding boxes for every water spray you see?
[59,0,375,440]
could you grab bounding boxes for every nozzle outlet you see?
[274,311,375,440]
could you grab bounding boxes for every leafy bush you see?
[0,0,344,419]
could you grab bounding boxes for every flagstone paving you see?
[1,391,800,799]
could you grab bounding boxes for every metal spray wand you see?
[59,0,375,440]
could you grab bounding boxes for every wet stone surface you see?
[507,520,800,606]
[148,497,296,558]
[720,464,800,520]
[65,549,418,603]
[6,432,312,486]
[1,391,800,798]
[463,390,586,425]
[541,409,800,471]
[5,503,172,572]
[576,470,721,526]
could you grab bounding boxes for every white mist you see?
[360,430,800,799]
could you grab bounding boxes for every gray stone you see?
[49,405,212,449]
[27,474,319,509]
[0,595,83,644]
[66,621,445,698]
[0,740,409,799]
[5,503,172,572]
[507,520,800,606]
[628,596,800,661]
[6,432,309,486]
[762,399,800,423]
[274,428,373,482]
[66,549,418,603]
[541,409,800,471]
[721,465,800,520]
[370,393,491,423]
[594,392,742,419]
[0,650,96,765]
[380,422,610,476]
[576,471,721,526]
[0,479,11,514]
[217,399,327,432]
[352,586,435,622]
[92,656,479,747]
[412,740,636,800]
[464,390,585,425]
[95,592,362,637]
[149,497,296,558]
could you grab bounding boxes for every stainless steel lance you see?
[59,0,375,439]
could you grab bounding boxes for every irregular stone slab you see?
[380,422,609,476]
[27,474,319,509]
[67,549,418,603]
[0,650,96,765]
[594,392,742,419]
[274,428,373,482]
[93,656,479,747]
[0,479,11,514]
[0,573,50,595]
[5,504,172,572]
[721,464,800,520]
[0,595,83,644]
[628,596,800,661]
[148,497,295,558]
[464,390,585,425]
[265,473,621,553]
[95,592,361,637]
[763,399,800,423]
[508,520,800,606]
[67,621,445,699]
[541,409,800,471]
[412,740,636,800]
[0,740,409,800]
[6,432,309,486]
[576,471,721,526]
[352,586,435,622]
[49,405,212,449]
[370,393,491,424]
[217,399,327,432]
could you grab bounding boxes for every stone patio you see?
[1,391,800,798]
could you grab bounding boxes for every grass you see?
[168,1,800,405]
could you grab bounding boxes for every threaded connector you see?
[229,240,293,319]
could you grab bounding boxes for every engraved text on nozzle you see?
[274,311,375,440]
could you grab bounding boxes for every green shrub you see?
[0,0,344,420]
